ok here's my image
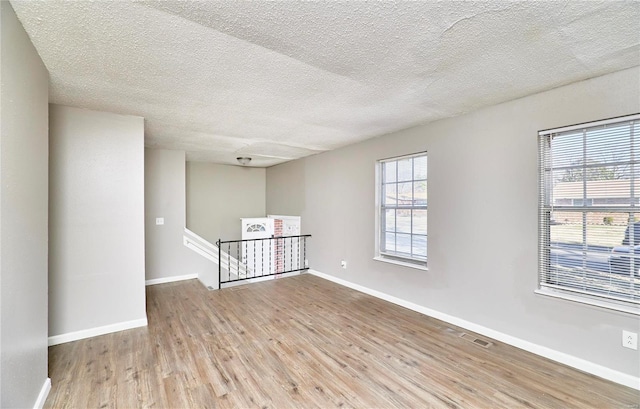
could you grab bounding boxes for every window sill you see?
[373,256,428,271]
[534,288,639,316]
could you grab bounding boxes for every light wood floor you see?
[45,274,639,408]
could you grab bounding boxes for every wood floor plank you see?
[45,274,639,408]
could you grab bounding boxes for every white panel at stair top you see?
[241,218,274,240]
[268,215,301,236]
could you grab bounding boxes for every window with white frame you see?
[538,113,640,314]
[376,152,427,267]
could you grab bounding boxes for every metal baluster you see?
[228,242,232,280]
[217,240,221,286]
[279,237,282,273]
[303,237,307,270]
[237,241,240,280]
[297,236,301,270]
[253,240,256,278]
[269,238,272,276]
[261,238,264,277]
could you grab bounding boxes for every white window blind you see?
[378,152,427,266]
[538,114,640,313]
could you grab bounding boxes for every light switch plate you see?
[155,218,164,225]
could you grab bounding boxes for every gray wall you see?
[145,148,187,280]
[267,67,640,378]
[0,2,49,407]
[145,148,211,282]
[49,104,146,337]
[187,162,266,242]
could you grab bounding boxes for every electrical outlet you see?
[622,330,638,350]
[304,259,309,268]
[155,217,164,225]
[340,260,347,269]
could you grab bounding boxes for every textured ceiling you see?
[11,1,640,167]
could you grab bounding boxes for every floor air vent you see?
[459,333,493,348]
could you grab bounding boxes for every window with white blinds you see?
[538,113,640,314]
[377,152,427,267]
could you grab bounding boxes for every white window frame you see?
[374,152,428,270]
[537,113,640,315]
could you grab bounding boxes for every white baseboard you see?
[308,269,640,390]
[33,378,51,409]
[48,318,148,346]
[145,274,198,286]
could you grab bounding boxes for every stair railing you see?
[217,235,311,286]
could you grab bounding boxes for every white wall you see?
[145,148,212,283]
[267,67,640,381]
[49,104,146,341]
[186,162,266,243]
[0,2,50,407]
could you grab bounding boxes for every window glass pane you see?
[552,130,583,168]
[556,167,585,183]
[550,168,567,202]
[413,210,427,235]
[397,158,412,182]
[384,161,396,183]
[586,218,627,248]
[396,233,411,254]
[397,182,412,205]
[609,213,640,277]
[385,209,395,232]
[619,214,640,246]
[412,235,427,258]
[550,214,583,245]
[585,170,630,202]
[586,123,631,164]
[414,156,427,180]
[396,209,411,234]
[384,233,396,252]
[552,179,582,205]
[548,212,640,297]
[553,166,630,184]
[573,199,593,207]
[414,180,427,206]
[383,184,396,205]
[552,174,634,207]
[553,198,572,206]
[584,165,628,183]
